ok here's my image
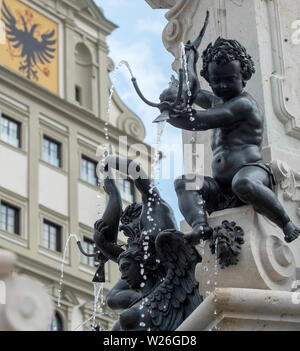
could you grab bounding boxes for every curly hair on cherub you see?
[200,37,255,87]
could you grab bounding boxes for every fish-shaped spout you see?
[131,11,210,123]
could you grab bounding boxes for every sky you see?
[96,0,185,224]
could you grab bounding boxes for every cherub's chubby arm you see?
[193,89,219,110]
[169,96,253,131]
[106,279,141,310]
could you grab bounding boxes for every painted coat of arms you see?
[1,0,59,93]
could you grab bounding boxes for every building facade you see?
[0,0,149,331]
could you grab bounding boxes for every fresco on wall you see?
[0,0,59,94]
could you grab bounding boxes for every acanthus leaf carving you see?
[161,0,201,70]
[271,160,300,217]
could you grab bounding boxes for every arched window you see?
[49,311,63,331]
[74,43,93,110]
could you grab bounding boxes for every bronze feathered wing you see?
[144,229,202,331]
[1,0,56,80]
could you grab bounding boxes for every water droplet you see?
[206,280,211,285]
[203,266,208,272]
[140,282,145,288]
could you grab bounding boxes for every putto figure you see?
[169,37,300,244]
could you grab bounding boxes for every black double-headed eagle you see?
[1,0,56,81]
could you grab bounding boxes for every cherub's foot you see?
[185,223,213,245]
[283,221,300,243]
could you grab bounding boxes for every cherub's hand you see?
[169,105,194,119]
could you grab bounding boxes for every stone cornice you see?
[16,252,106,298]
[0,65,149,148]
[145,0,176,9]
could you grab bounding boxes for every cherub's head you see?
[201,37,255,100]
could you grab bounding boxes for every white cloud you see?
[107,37,175,143]
[136,18,166,35]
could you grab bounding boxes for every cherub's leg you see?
[174,174,214,244]
[232,166,300,243]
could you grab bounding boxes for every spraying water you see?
[91,282,104,330]
[180,42,194,122]
[57,233,79,308]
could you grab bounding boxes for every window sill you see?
[78,178,101,192]
[38,245,65,263]
[40,159,68,175]
[0,139,26,155]
[0,229,28,248]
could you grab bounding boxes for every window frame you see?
[0,201,20,235]
[75,85,82,105]
[119,174,135,203]
[39,115,68,173]
[42,135,62,168]
[49,311,64,331]
[82,236,96,267]
[80,154,98,187]
[42,219,62,253]
[0,114,21,148]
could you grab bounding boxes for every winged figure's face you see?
[119,257,143,289]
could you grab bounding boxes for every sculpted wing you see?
[144,229,202,331]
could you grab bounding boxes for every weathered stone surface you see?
[177,288,300,331]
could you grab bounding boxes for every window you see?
[75,85,82,104]
[119,176,135,203]
[81,156,97,186]
[42,136,61,167]
[49,312,63,331]
[0,114,21,148]
[0,202,20,235]
[82,237,96,267]
[42,220,61,252]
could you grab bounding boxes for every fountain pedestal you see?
[178,160,300,331]
[177,287,300,331]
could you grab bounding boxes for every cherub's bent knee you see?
[232,177,256,197]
